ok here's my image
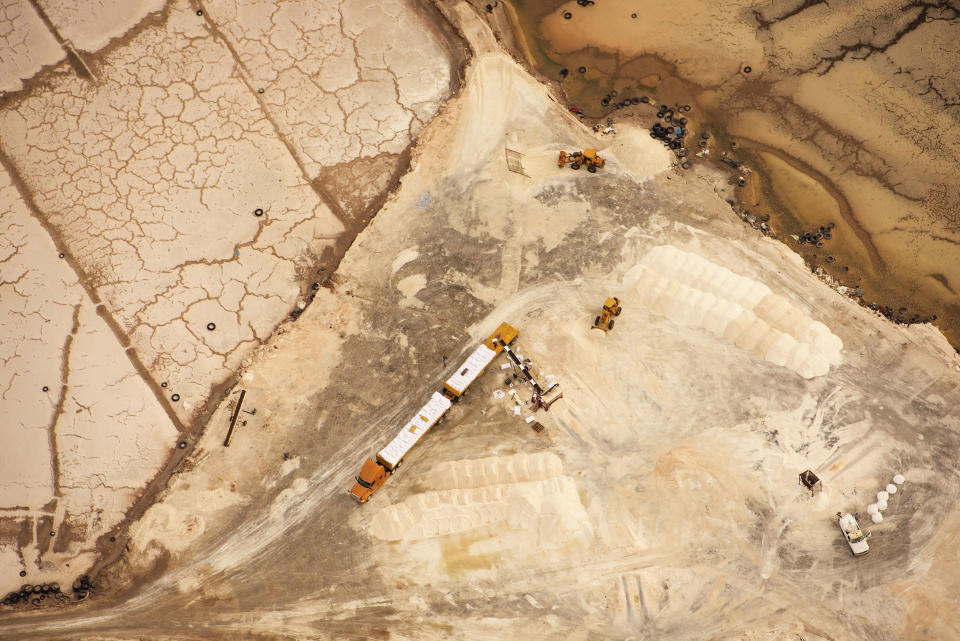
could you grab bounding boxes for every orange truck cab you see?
[485,322,518,352]
[350,458,389,503]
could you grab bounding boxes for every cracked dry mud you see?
[0,0,455,604]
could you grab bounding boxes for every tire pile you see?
[649,103,693,169]
[2,575,93,607]
[872,303,935,325]
[798,222,835,248]
[601,94,642,109]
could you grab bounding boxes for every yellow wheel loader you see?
[558,148,605,173]
[591,297,622,332]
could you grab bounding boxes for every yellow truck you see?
[349,322,518,504]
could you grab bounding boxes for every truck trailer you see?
[349,322,518,504]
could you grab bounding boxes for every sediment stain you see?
[499,0,960,348]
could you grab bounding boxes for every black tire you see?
[743,65,752,73]
[701,132,711,139]
[698,140,707,148]
[587,165,597,173]
[595,316,601,327]
[681,161,691,169]
[570,162,580,170]
[577,66,586,74]
[640,96,649,103]
[607,319,614,330]
[824,232,832,239]
[615,306,622,316]
[816,241,823,248]
[563,11,572,19]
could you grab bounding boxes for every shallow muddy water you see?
[502,0,960,348]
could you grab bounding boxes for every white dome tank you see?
[872,512,883,523]
[887,484,897,494]
[877,490,889,502]
[893,474,905,485]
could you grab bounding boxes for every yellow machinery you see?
[591,297,622,332]
[558,148,605,173]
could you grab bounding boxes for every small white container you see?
[887,484,897,494]
[893,474,905,485]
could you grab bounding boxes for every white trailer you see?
[443,344,498,398]
[376,392,452,471]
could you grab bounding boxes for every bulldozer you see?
[591,297,622,332]
[558,148,605,173]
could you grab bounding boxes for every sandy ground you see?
[0,3,957,640]
[0,0,456,604]
[506,0,960,348]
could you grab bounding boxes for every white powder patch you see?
[397,273,427,299]
[391,247,419,274]
[369,453,591,546]
[633,246,843,378]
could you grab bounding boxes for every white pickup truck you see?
[837,512,869,556]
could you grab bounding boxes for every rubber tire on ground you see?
[587,165,597,173]
[607,319,614,330]
[563,11,572,18]
[615,306,622,316]
[681,161,691,169]
[571,162,580,170]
